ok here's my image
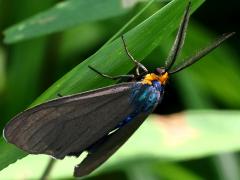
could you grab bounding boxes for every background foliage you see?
[0,0,239,179]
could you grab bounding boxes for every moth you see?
[3,2,234,177]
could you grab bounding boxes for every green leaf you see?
[57,0,156,70]
[0,142,27,174]
[0,0,204,173]
[4,0,129,44]
[0,157,201,179]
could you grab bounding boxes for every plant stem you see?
[40,158,56,180]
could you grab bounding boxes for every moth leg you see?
[88,66,135,80]
[121,36,148,76]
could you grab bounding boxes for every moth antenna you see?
[169,32,236,74]
[165,1,191,71]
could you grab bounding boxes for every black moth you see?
[3,2,234,177]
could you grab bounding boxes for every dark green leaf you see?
[4,0,129,44]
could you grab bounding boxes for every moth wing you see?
[3,82,136,159]
[74,112,149,177]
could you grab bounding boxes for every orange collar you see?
[141,72,168,85]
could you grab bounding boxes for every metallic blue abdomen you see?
[117,81,164,127]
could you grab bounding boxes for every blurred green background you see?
[0,0,239,179]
